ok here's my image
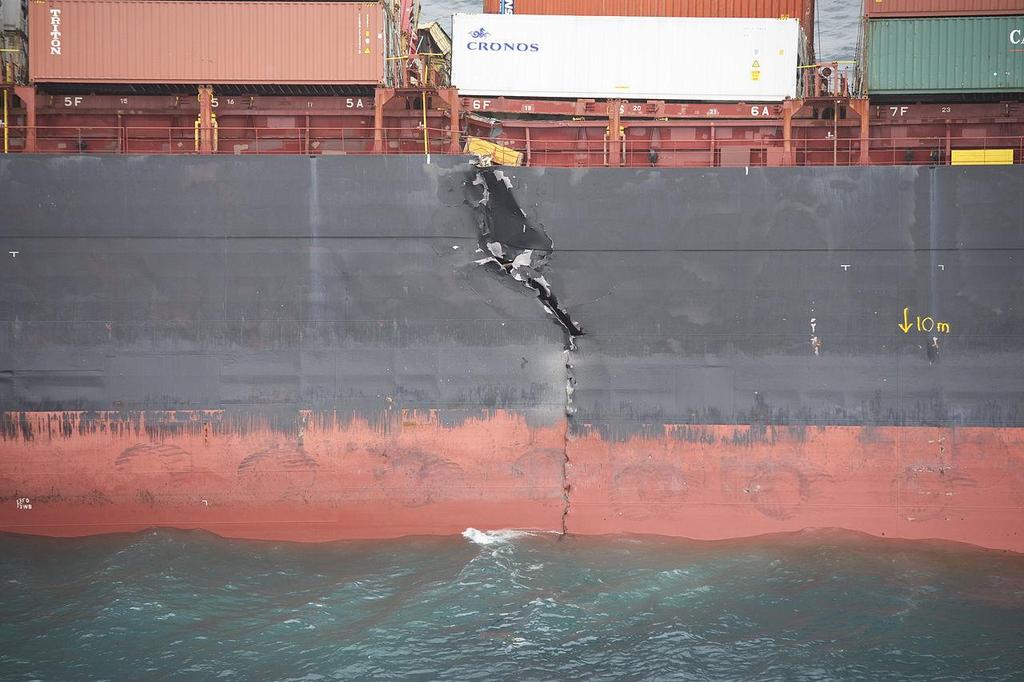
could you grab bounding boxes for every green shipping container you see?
[866,16,1024,95]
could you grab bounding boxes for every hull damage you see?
[1,156,1023,551]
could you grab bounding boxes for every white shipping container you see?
[452,13,800,102]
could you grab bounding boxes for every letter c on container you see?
[1011,29,1023,45]
[467,42,477,50]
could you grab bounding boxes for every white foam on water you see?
[461,528,533,546]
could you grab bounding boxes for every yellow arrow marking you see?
[898,307,914,333]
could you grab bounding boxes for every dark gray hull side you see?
[0,155,567,427]
[503,165,1024,435]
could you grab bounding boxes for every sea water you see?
[2,529,1022,680]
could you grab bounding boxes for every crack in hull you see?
[470,164,584,535]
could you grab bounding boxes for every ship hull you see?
[2,156,1023,551]
[3,414,1023,551]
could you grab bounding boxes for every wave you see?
[461,528,535,546]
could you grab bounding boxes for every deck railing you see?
[2,125,1022,167]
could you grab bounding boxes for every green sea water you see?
[2,528,1022,680]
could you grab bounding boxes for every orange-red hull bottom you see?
[2,411,1022,552]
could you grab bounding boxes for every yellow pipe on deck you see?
[421,91,429,156]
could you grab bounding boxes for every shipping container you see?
[452,13,800,101]
[866,16,1024,95]
[29,0,385,85]
[483,0,813,47]
[865,0,1024,18]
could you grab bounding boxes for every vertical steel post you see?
[421,91,429,156]
[782,99,796,167]
[1,61,8,153]
[443,89,461,155]
[14,85,35,152]
[373,87,394,154]
[607,100,622,168]
[833,101,838,167]
[848,98,871,166]
[860,107,870,165]
[374,91,384,153]
[198,85,214,154]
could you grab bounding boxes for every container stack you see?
[864,0,1024,97]
[0,0,27,83]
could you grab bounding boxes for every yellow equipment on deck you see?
[951,149,1014,166]
[464,137,524,166]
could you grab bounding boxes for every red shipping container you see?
[481,0,814,38]
[865,0,1024,16]
[30,0,385,85]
